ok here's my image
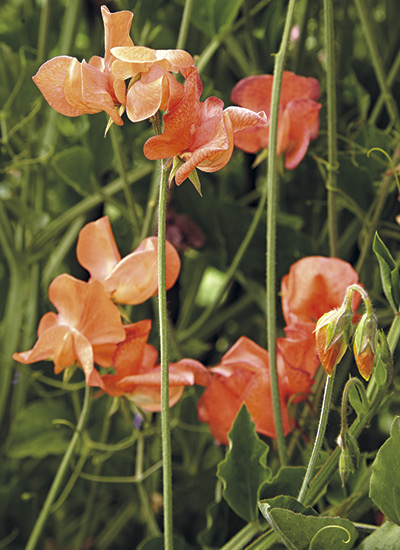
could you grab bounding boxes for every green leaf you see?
[6,400,73,459]
[217,404,271,522]
[355,522,400,549]
[260,466,307,499]
[261,507,358,550]
[370,416,400,525]
[191,0,246,36]
[259,495,317,518]
[373,232,400,312]
[348,382,369,417]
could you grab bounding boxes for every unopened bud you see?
[338,431,360,486]
[315,307,353,375]
[353,312,378,381]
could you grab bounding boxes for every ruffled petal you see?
[32,56,87,117]
[12,325,70,366]
[76,216,121,282]
[101,5,134,68]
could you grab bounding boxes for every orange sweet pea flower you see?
[12,274,125,386]
[143,69,267,186]
[281,256,360,326]
[96,320,210,410]
[110,46,194,122]
[32,6,134,125]
[197,336,293,445]
[231,71,322,169]
[76,216,180,305]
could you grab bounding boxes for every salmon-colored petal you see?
[281,257,360,325]
[279,71,321,106]
[64,60,123,125]
[231,74,273,114]
[111,46,193,78]
[222,336,269,372]
[283,99,322,169]
[76,216,121,282]
[224,106,267,133]
[113,320,153,378]
[125,385,185,412]
[32,56,87,117]
[13,325,70,366]
[143,69,202,160]
[233,125,269,154]
[37,311,59,335]
[71,329,96,384]
[101,5,134,68]
[48,274,125,345]
[125,65,183,122]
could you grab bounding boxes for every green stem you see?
[265,0,297,467]
[220,522,264,550]
[157,159,173,549]
[136,434,161,536]
[36,0,51,64]
[109,125,141,238]
[176,0,194,50]
[178,186,267,343]
[354,0,400,131]
[298,372,335,503]
[369,48,400,126]
[324,0,339,256]
[25,386,92,550]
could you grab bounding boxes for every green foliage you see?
[369,416,400,526]
[217,405,272,522]
[355,522,400,550]
[373,232,400,312]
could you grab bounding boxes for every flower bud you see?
[353,312,378,381]
[338,431,360,486]
[315,307,353,375]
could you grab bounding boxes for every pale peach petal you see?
[13,325,70,366]
[32,57,86,117]
[76,216,121,282]
[101,5,134,68]
[224,106,267,133]
[37,311,59,335]
[111,46,193,78]
[125,68,167,122]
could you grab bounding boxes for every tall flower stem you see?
[298,372,335,503]
[324,0,339,256]
[25,386,92,550]
[265,0,297,467]
[157,156,174,550]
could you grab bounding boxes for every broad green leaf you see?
[6,400,73,459]
[355,522,400,549]
[370,416,400,525]
[217,404,271,522]
[260,466,307,500]
[259,495,317,518]
[262,507,358,550]
[373,232,400,312]
[197,500,231,550]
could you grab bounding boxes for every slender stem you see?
[25,386,92,550]
[298,372,335,503]
[36,0,51,64]
[176,0,194,50]
[354,0,400,130]
[109,125,141,238]
[179,186,267,342]
[265,0,297,467]
[157,159,173,549]
[136,434,161,536]
[324,0,339,256]
[220,522,263,550]
[369,48,400,125]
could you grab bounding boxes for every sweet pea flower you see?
[96,320,210,410]
[76,216,180,305]
[143,69,267,186]
[280,256,360,326]
[32,6,134,125]
[197,336,293,445]
[231,71,322,169]
[12,274,126,386]
[110,45,194,122]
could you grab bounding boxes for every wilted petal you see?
[33,56,87,117]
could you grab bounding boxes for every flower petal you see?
[32,56,87,117]
[77,216,121,282]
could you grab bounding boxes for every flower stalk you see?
[25,386,92,550]
[266,0,297,467]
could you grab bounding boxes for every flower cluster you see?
[12,217,210,410]
[197,257,359,445]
